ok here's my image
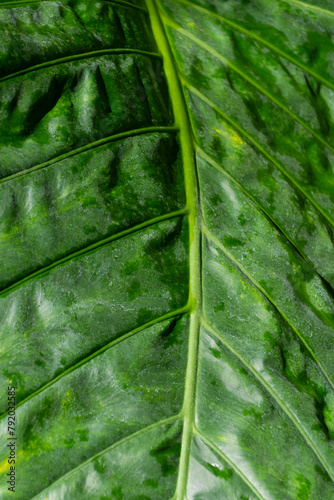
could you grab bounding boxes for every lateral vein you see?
[0,307,189,421]
[31,414,181,500]
[195,146,312,267]
[184,81,334,230]
[197,144,334,287]
[0,126,179,185]
[202,223,334,391]
[174,0,334,90]
[162,16,334,154]
[0,49,161,83]
[194,428,266,500]
[0,209,187,297]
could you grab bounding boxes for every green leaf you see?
[0,0,334,498]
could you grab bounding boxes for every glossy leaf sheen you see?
[0,0,334,499]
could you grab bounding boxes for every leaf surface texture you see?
[0,0,334,498]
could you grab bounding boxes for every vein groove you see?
[0,209,187,297]
[201,319,334,483]
[197,144,334,287]
[4,0,332,495]
[0,49,161,83]
[0,126,179,185]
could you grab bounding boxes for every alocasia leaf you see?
[0,0,334,498]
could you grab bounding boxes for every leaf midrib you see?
[194,430,266,500]
[148,1,334,498]
[157,19,334,231]
[146,1,202,498]
[5,0,333,496]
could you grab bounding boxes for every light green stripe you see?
[146,0,202,498]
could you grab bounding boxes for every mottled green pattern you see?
[0,0,334,498]
[5,319,188,498]
[0,55,172,176]
[33,420,184,500]
[0,132,184,288]
[0,218,188,413]
[0,0,154,76]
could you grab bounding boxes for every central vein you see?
[145,0,202,498]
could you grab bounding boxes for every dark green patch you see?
[149,436,181,478]
[207,462,233,480]
[224,236,245,247]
